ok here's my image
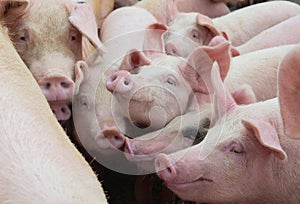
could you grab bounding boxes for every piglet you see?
[165,1,300,57]
[0,24,107,203]
[155,63,300,203]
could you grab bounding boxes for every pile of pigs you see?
[0,0,299,203]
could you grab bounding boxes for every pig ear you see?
[242,119,287,160]
[220,32,240,57]
[166,0,179,24]
[278,46,300,140]
[67,2,106,56]
[202,36,232,80]
[231,84,257,105]
[74,60,89,95]
[0,0,29,20]
[210,62,236,125]
[196,14,222,42]
[143,23,168,58]
[119,49,151,72]
[180,46,214,102]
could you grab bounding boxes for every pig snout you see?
[165,42,178,56]
[155,153,177,182]
[39,76,75,102]
[106,70,133,93]
[50,103,71,121]
[103,126,126,149]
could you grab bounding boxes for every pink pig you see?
[165,1,300,57]
[0,0,104,121]
[0,23,107,203]
[155,63,300,203]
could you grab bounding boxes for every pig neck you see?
[243,99,300,202]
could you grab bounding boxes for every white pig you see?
[0,23,107,203]
[165,1,300,57]
[155,63,300,203]
[0,0,105,121]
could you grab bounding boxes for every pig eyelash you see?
[165,76,177,86]
[230,145,244,154]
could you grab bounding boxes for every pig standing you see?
[0,24,107,203]
[165,1,300,57]
[0,0,104,121]
[155,64,300,203]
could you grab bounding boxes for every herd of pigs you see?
[1,0,300,203]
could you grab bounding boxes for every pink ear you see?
[0,0,29,19]
[242,119,287,160]
[278,45,300,140]
[210,62,236,124]
[203,36,231,81]
[166,0,179,24]
[67,2,106,56]
[143,23,168,58]
[119,49,151,72]
[196,13,222,44]
[231,84,257,105]
[74,60,88,95]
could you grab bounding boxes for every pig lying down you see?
[0,0,104,121]
[165,1,300,57]
[155,62,300,203]
[0,24,107,203]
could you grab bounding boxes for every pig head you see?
[0,0,105,121]
[155,63,300,203]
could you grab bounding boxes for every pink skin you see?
[237,14,300,55]
[100,6,157,43]
[278,44,300,140]
[155,65,300,203]
[165,1,300,57]
[134,0,229,25]
[1,0,104,121]
[0,23,107,203]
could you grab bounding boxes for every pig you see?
[165,1,300,57]
[0,0,105,121]
[0,24,107,203]
[278,43,300,140]
[114,0,138,8]
[155,63,300,203]
[134,0,230,25]
[236,14,300,54]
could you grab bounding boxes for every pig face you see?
[1,0,103,121]
[106,52,199,130]
[155,65,289,203]
[165,13,223,57]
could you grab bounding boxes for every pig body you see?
[134,0,230,24]
[100,6,157,43]
[85,0,114,28]
[165,1,300,57]
[237,14,300,54]
[0,0,104,121]
[155,65,300,203]
[0,24,107,203]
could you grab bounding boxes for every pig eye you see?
[230,145,244,154]
[166,76,176,85]
[190,29,200,42]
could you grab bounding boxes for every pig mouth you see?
[165,177,213,191]
[48,99,72,105]
[123,139,158,162]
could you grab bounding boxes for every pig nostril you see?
[167,166,172,174]
[61,108,66,113]
[52,110,55,114]
[114,135,120,141]
[60,82,69,88]
[45,83,51,89]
